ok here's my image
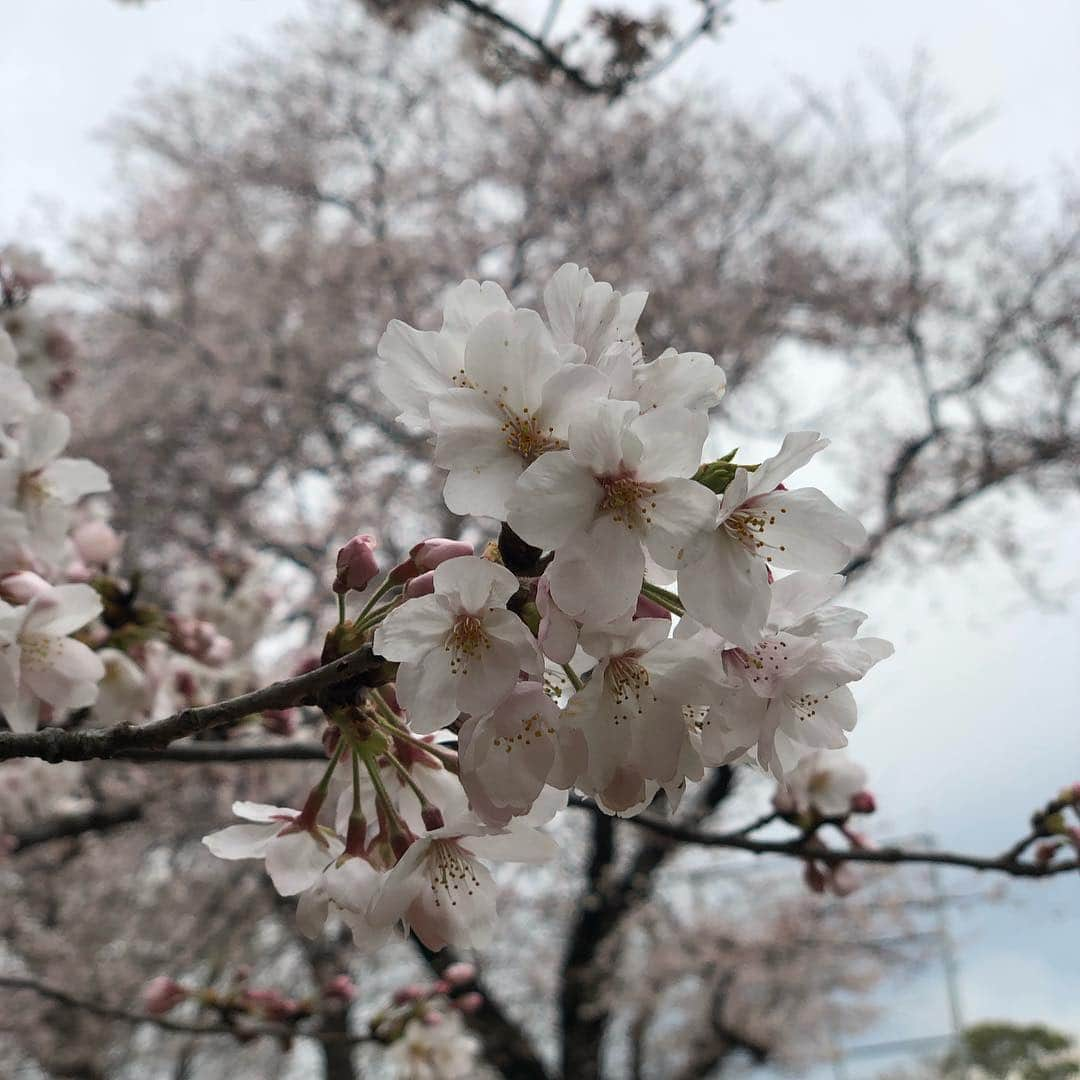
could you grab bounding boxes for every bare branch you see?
[0,646,386,763]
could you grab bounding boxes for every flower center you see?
[427,840,480,907]
[597,473,656,530]
[17,470,49,507]
[500,407,562,463]
[723,502,788,562]
[17,632,56,671]
[491,711,556,753]
[603,654,652,725]
[445,614,490,676]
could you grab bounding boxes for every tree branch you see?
[568,796,1080,878]
[0,975,373,1045]
[10,802,142,853]
[0,646,387,764]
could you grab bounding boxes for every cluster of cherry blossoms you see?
[203,264,893,954]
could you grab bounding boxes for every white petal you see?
[506,451,600,550]
[463,308,561,414]
[746,431,829,499]
[20,410,70,472]
[567,399,640,475]
[678,533,771,649]
[202,822,280,860]
[430,389,506,468]
[26,584,102,636]
[548,518,644,625]
[376,320,456,425]
[633,349,726,412]
[441,455,524,520]
[395,651,461,734]
[368,839,430,927]
[632,407,708,480]
[462,827,558,864]
[296,885,330,938]
[41,458,111,503]
[435,555,519,611]
[232,800,295,823]
[373,595,452,662]
[644,477,718,569]
[265,832,334,896]
[536,363,611,439]
[441,279,513,344]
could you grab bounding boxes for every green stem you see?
[337,593,347,626]
[353,600,399,633]
[317,736,347,794]
[384,749,434,809]
[357,577,395,620]
[640,579,685,617]
[561,663,584,692]
[368,690,460,773]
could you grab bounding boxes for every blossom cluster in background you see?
[204,265,893,955]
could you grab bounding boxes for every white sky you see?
[3,1,1079,1072]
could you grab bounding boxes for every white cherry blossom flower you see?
[368,814,557,951]
[376,279,513,427]
[600,338,726,415]
[0,409,111,564]
[458,680,582,826]
[296,856,399,952]
[678,432,867,648]
[563,617,719,800]
[373,556,542,733]
[0,582,105,732]
[543,262,646,366]
[682,572,893,779]
[387,1011,481,1080]
[507,399,716,624]
[776,751,869,819]
[0,350,37,424]
[429,308,608,518]
[202,800,343,896]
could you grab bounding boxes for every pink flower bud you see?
[333,534,379,595]
[403,570,436,599]
[389,539,474,584]
[0,571,52,605]
[454,991,484,1014]
[827,863,860,896]
[393,983,428,1005]
[633,593,671,621]
[433,979,452,996]
[72,520,122,566]
[421,805,445,831]
[422,1010,444,1026]
[850,791,876,814]
[323,975,357,1002]
[143,976,187,1015]
[772,788,797,815]
[443,962,476,986]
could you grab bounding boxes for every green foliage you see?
[942,1021,1079,1079]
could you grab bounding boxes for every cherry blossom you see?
[678,432,866,648]
[0,408,111,564]
[429,308,609,518]
[386,1010,482,1080]
[376,278,513,427]
[368,814,557,950]
[0,582,106,732]
[202,800,343,896]
[458,680,581,826]
[775,751,870,819]
[507,399,716,623]
[373,556,542,732]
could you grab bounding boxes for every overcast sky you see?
[3,2,1079,1074]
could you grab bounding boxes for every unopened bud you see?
[455,991,484,1014]
[0,571,51,605]
[433,979,451,996]
[323,975,357,1002]
[393,983,428,1005]
[333,534,379,595]
[72,519,122,566]
[422,1010,444,1026]
[390,538,474,584]
[143,976,187,1015]
[803,860,828,894]
[443,962,476,986]
[850,790,876,814]
[403,570,436,599]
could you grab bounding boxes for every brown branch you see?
[10,802,143,853]
[0,646,387,763]
[567,796,1080,878]
[0,975,373,1045]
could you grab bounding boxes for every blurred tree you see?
[4,3,1077,1079]
[943,1021,1079,1080]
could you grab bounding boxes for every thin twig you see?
[567,796,1080,878]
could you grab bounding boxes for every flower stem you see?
[316,736,347,795]
[357,577,395,620]
[337,593,347,626]
[353,600,398,633]
[561,663,584,692]
[640,580,685,617]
